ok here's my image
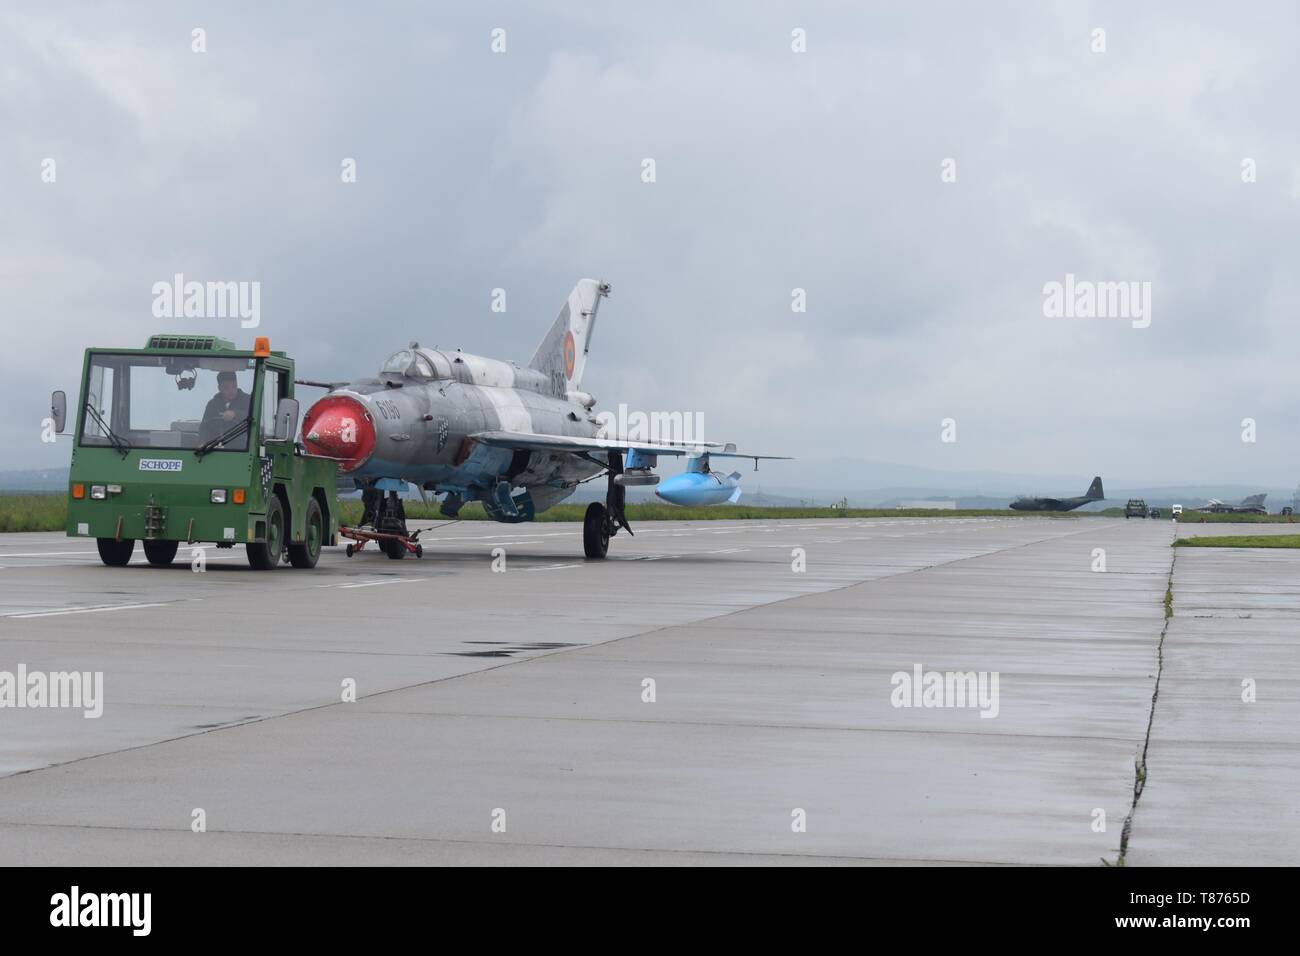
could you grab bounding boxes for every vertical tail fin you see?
[1086,476,1104,500]
[528,279,609,392]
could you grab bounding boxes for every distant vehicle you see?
[1195,494,1268,515]
[1282,506,1294,517]
[1148,507,1162,518]
[1171,504,1184,516]
[1010,476,1104,512]
[1125,499,1148,518]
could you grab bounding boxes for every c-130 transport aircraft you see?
[301,279,787,558]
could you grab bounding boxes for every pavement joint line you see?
[339,708,1147,744]
[1116,544,1177,866]
[0,520,1128,787]
[0,819,1023,865]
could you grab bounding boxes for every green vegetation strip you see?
[0,495,68,533]
[0,493,1092,533]
[1174,534,1300,549]
[339,502,1054,524]
[1175,513,1298,523]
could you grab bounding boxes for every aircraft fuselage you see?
[303,347,604,511]
[1009,496,1093,512]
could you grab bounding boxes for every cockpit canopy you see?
[380,348,437,379]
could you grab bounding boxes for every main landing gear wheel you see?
[584,502,609,559]
[96,537,135,567]
[288,498,323,568]
[247,495,285,570]
[143,539,179,567]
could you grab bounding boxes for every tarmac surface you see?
[0,515,1294,865]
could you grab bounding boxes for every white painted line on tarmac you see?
[7,602,169,619]
[331,578,420,589]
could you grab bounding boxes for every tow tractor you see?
[51,334,339,569]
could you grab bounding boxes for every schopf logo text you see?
[139,458,183,472]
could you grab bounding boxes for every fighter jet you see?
[1194,493,1267,515]
[1009,476,1104,512]
[301,280,786,558]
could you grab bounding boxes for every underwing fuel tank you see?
[655,458,743,507]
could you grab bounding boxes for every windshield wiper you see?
[83,402,131,457]
[195,416,252,459]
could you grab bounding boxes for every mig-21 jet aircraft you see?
[301,279,786,558]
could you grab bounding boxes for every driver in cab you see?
[199,370,250,443]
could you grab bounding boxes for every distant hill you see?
[6,463,1296,513]
[0,468,68,493]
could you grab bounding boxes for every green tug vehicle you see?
[51,334,339,570]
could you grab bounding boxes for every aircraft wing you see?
[470,430,790,462]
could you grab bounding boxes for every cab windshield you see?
[79,352,258,452]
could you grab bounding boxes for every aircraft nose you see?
[302,394,376,472]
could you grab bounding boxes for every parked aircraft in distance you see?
[1195,493,1267,515]
[1009,476,1104,512]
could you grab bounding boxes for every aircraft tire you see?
[382,537,406,560]
[583,502,609,559]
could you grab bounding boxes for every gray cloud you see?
[4,1,1299,489]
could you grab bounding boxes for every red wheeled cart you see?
[338,525,423,559]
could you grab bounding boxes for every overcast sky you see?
[5,1,1300,490]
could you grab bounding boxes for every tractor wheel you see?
[583,502,609,559]
[288,498,324,569]
[246,496,285,570]
[96,537,135,567]
[143,540,179,567]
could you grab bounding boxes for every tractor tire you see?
[97,537,135,567]
[288,498,324,569]
[246,496,285,570]
[143,540,179,567]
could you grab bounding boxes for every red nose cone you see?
[302,395,375,472]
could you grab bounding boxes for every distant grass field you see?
[0,495,67,533]
[335,501,1054,524]
[1175,513,1298,524]
[1174,535,1300,548]
[0,493,1091,533]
